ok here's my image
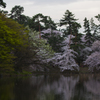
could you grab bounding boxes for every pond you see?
[0,74,100,100]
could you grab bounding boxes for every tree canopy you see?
[0,13,28,71]
[1,4,100,73]
[0,0,6,8]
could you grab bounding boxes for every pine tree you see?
[83,17,93,47]
[0,0,6,8]
[9,5,24,23]
[90,18,100,41]
[59,10,84,66]
[60,10,77,36]
[70,22,82,51]
[95,14,100,39]
[29,14,57,31]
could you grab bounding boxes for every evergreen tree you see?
[60,10,77,36]
[60,10,83,66]
[95,14,100,38]
[90,18,100,40]
[90,18,97,36]
[9,5,24,22]
[70,22,84,65]
[0,9,8,15]
[29,13,57,31]
[29,13,44,32]
[95,14,100,22]
[0,0,6,8]
[83,17,93,47]
[9,5,31,27]
[43,16,57,30]
[18,15,31,26]
[70,22,82,51]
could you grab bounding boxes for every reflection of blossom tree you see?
[30,75,44,86]
[84,77,100,95]
[36,75,79,100]
[15,75,100,100]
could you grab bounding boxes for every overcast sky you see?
[2,0,100,31]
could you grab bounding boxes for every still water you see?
[0,74,100,100]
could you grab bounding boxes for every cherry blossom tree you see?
[47,35,79,72]
[91,40,100,52]
[84,52,100,71]
[84,40,100,71]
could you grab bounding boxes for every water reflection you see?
[84,75,100,100]
[36,75,79,100]
[0,78,15,100]
[0,74,100,100]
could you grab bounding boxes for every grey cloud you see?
[4,0,77,8]
[29,0,78,5]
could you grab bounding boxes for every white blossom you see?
[41,28,63,38]
[84,52,100,71]
[84,40,100,71]
[91,40,100,52]
[48,45,79,72]
[81,34,86,43]
[62,35,75,46]
[80,47,92,60]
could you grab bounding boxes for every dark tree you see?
[83,17,93,47]
[29,13,57,31]
[60,10,77,36]
[42,16,57,30]
[0,9,8,15]
[0,0,6,8]
[29,13,44,32]
[9,5,24,22]
[95,14,100,22]
[41,29,64,52]
[18,15,31,26]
